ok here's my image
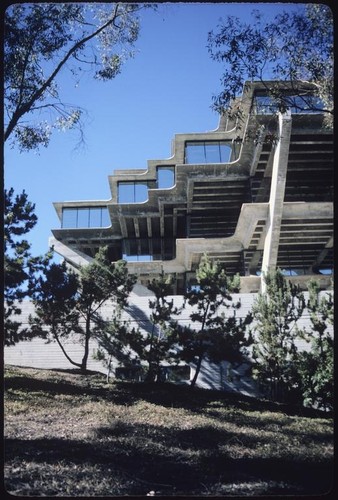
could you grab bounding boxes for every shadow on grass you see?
[4,373,136,405]
[5,367,334,495]
[5,430,334,496]
[5,368,332,419]
[112,380,331,419]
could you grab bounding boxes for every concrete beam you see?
[248,250,263,275]
[118,215,128,238]
[261,111,292,292]
[147,217,153,238]
[133,217,140,239]
[49,236,93,269]
[308,235,334,272]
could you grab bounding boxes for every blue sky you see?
[4,2,304,259]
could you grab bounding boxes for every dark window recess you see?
[122,238,175,261]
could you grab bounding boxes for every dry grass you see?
[4,365,334,496]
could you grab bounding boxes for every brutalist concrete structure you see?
[50,81,333,293]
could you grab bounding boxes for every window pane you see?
[255,95,276,114]
[77,208,90,227]
[62,208,77,228]
[205,142,220,163]
[118,183,134,203]
[89,208,102,227]
[122,254,138,262]
[134,183,148,202]
[122,253,153,262]
[219,143,232,162]
[185,141,232,164]
[185,142,205,163]
[62,207,111,228]
[138,255,153,261]
[157,167,175,188]
[289,95,324,114]
[122,239,153,261]
[255,94,324,114]
[100,208,111,227]
[118,182,148,203]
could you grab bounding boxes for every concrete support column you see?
[261,111,292,293]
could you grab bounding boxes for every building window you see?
[121,238,174,262]
[122,254,153,262]
[62,207,110,228]
[122,238,153,262]
[185,141,232,164]
[253,94,324,114]
[157,166,175,188]
[118,182,149,203]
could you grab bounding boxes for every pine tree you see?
[30,246,136,373]
[251,269,305,402]
[4,188,51,345]
[297,280,333,410]
[175,254,252,388]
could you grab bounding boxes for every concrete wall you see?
[4,290,333,396]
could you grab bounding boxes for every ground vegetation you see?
[4,365,334,496]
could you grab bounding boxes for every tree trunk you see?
[54,331,82,370]
[81,314,91,373]
[145,362,156,382]
[106,354,113,383]
[190,354,203,389]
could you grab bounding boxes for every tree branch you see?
[5,3,122,141]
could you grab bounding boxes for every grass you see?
[4,365,334,496]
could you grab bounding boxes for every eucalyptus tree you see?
[4,2,151,151]
[207,4,333,127]
[175,254,252,389]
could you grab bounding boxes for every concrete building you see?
[5,81,333,391]
[50,81,333,292]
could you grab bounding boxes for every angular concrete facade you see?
[5,81,333,391]
[50,81,333,293]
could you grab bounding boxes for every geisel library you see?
[6,81,333,392]
[51,81,333,291]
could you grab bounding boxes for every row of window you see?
[122,237,174,261]
[62,142,234,223]
[253,94,324,115]
[118,166,175,203]
[184,141,232,164]
[117,141,233,203]
[62,207,110,228]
